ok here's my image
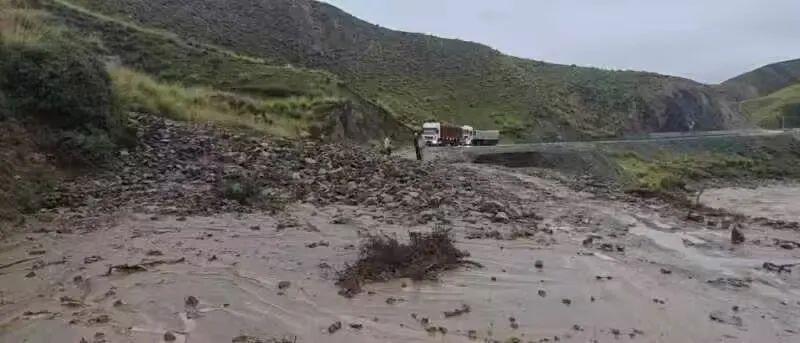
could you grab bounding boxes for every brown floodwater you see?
[2,170,800,342]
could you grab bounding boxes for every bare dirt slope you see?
[1,116,799,342]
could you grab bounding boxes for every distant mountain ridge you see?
[63,0,795,140]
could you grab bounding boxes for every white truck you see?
[471,130,500,146]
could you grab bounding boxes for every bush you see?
[0,40,116,131]
[336,228,468,297]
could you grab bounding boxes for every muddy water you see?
[3,171,800,342]
[701,185,800,222]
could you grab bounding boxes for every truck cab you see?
[422,122,441,146]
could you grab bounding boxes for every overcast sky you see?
[322,0,800,84]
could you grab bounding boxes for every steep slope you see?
[61,0,748,140]
[721,58,800,101]
[47,0,408,142]
[741,83,800,129]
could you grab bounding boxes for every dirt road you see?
[2,162,799,342]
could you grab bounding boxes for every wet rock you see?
[330,216,351,225]
[59,296,83,308]
[385,297,404,305]
[305,241,330,248]
[277,281,291,290]
[185,295,199,308]
[492,212,510,223]
[707,277,751,289]
[687,212,704,222]
[164,331,177,341]
[709,310,743,327]
[328,321,342,334]
[763,262,796,273]
[443,304,471,318]
[84,256,102,264]
[467,330,478,339]
[730,224,745,245]
[88,315,110,325]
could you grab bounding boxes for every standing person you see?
[414,130,423,161]
[383,136,392,156]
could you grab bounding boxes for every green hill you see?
[741,83,800,129]
[721,58,800,101]
[56,0,749,141]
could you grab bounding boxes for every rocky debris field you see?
[49,114,540,231]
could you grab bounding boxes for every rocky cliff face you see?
[71,0,752,139]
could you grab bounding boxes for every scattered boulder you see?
[328,321,342,334]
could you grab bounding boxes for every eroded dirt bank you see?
[2,116,800,343]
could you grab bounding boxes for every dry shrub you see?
[337,228,468,296]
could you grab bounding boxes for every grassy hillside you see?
[45,0,407,142]
[721,58,800,101]
[57,0,748,141]
[741,83,800,129]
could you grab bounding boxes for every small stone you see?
[491,276,497,282]
[561,298,572,306]
[349,323,363,330]
[538,290,546,297]
[534,260,544,269]
[328,321,342,334]
[493,212,510,223]
[185,296,199,308]
[25,271,36,278]
[278,281,291,290]
[250,225,261,231]
[660,268,672,274]
[164,331,176,341]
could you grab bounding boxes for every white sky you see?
[322,0,800,83]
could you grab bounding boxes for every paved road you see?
[405,128,799,162]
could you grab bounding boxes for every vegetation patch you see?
[337,228,468,297]
[111,67,344,138]
[742,83,800,129]
[0,1,131,164]
[615,149,797,197]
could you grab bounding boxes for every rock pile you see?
[53,114,538,226]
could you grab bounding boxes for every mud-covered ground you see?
[2,117,800,343]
